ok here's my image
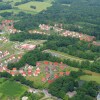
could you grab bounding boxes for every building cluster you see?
[3,54,22,64]
[62,30,95,42]
[39,24,51,31]
[93,41,100,46]
[39,24,63,32]
[0,37,8,42]
[35,24,96,42]
[29,24,63,34]
[29,30,46,34]
[0,20,21,34]
[0,50,10,59]
[20,44,36,50]
[0,64,41,77]
[37,61,70,83]
[0,61,71,84]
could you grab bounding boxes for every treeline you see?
[21,91,44,100]
[9,32,48,42]
[45,35,100,60]
[0,12,13,17]
[48,71,100,100]
[7,47,100,73]
[0,72,34,88]
[0,3,12,10]
[15,0,33,6]
[8,49,61,69]
[10,32,100,60]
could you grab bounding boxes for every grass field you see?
[44,49,93,62]
[17,1,52,12]
[0,78,6,84]
[80,75,100,84]
[0,80,27,100]
[0,0,52,14]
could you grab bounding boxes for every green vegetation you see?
[17,1,52,12]
[14,0,100,39]
[8,33,100,73]
[80,75,100,84]
[0,0,100,99]
[0,0,52,14]
[44,49,93,62]
[21,91,45,100]
[0,80,27,99]
[49,71,100,100]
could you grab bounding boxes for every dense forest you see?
[0,3,12,10]
[13,0,100,39]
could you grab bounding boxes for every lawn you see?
[44,49,93,62]
[80,75,100,84]
[0,80,27,99]
[0,78,6,84]
[17,1,52,12]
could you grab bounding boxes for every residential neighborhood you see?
[0,0,100,99]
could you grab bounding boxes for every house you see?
[66,91,77,98]
[42,77,46,82]
[20,44,36,50]
[97,92,100,100]
[22,72,26,77]
[59,72,64,76]
[66,71,70,76]
[22,96,28,100]
[36,62,40,67]
[19,69,24,74]
[0,67,3,72]
[46,73,50,79]
[39,24,51,31]
[93,41,100,46]
[33,71,38,76]
[48,80,53,83]
[28,71,32,76]
[12,68,17,72]
[10,71,16,76]
[3,66,7,71]
[54,74,59,79]
[44,61,49,65]
[36,67,40,74]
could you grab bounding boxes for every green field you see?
[0,78,6,84]
[0,80,27,100]
[0,0,52,14]
[17,1,52,12]
[80,75,100,84]
[44,49,93,62]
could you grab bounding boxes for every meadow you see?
[17,1,52,12]
[0,0,52,14]
[0,80,27,100]
[44,49,93,62]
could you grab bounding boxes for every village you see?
[29,23,100,45]
[0,61,70,83]
[0,19,99,81]
[0,19,100,100]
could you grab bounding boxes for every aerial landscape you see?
[0,0,100,100]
